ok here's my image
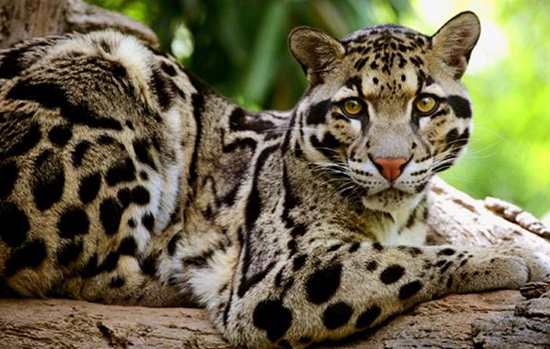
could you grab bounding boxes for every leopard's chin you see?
[361,188,423,213]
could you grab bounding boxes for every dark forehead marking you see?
[344,76,364,97]
[354,57,369,71]
[425,76,435,86]
[415,69,429,95]
[413,69,438,95]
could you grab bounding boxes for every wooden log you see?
[2,289,546,349]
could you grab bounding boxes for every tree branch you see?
[0,0,158,49]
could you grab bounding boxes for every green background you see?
[88,0,550,218]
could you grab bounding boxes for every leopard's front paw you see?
[506,247,550,283]
[451,246,550,293]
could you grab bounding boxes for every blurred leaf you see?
[242,1,289,108]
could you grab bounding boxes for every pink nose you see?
[372,157,409,181]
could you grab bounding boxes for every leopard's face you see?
[290,16,479,212]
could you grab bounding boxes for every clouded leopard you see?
[0,10,549,349]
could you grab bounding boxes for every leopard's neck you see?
[179,81,425,249]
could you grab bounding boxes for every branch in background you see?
[484,197,550,239]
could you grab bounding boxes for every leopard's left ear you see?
[431,11,481,79]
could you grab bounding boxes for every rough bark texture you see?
[1,1,549,348]
[3,289,548,349]
[0,0,158,49]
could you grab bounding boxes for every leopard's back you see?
[0,31,197,302]
[0,29,288,305]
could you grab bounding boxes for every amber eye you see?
[414,95,438,115]
[342,98,364,116]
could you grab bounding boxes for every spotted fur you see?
[1,12,549,349]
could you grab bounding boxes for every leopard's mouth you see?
[360,187,423,212]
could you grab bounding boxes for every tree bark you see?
[2,288,548,349]
[0,0,158,49]
[1,1,549,348]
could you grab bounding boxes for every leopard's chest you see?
[374,207,427,246]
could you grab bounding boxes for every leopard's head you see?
[288,11,480,212]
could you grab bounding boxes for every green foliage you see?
[87,0,549,216]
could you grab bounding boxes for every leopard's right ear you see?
[431,11,481,79]
[288,27,345,85]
